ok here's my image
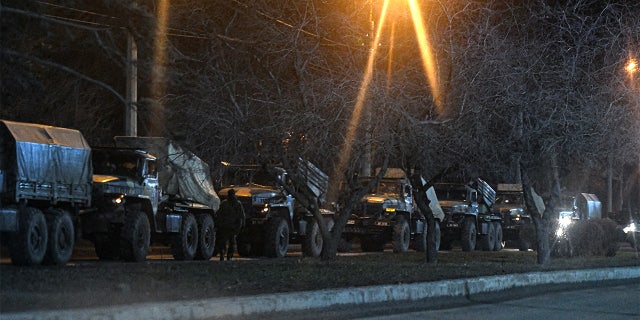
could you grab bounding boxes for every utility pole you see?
[361,0,375,177]
[125,31,138,136]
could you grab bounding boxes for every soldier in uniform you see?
[216,189,245,261]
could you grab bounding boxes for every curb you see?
[4,266,640,320]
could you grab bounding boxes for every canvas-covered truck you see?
[216,159,333,258]
[0,120,92,266]
[435,178,502,252]
[82,136,220,262]
[341,168,430,253]
[492,183,533,251]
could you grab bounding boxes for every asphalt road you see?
[250,280,640,320]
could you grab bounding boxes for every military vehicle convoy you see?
[341,168,429,253]
[0,120,220,265]
[216,159,333,258]
[435,179,502,251]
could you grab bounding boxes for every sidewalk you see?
[3,266,639,320]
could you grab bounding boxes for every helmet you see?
[227,189,236,196]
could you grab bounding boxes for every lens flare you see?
[329,0,392,200]
[329,0,443,202]
[407,0,441,111]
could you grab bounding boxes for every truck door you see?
[142,158,161,214]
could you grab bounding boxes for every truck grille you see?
[354,202,383,218]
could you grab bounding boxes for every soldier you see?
[216,189,245,261]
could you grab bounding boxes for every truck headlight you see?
[258,204,270,215]
[112,194,125,205]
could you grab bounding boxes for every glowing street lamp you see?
[626,58,638,76]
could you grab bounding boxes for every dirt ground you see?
[1,242,639,314]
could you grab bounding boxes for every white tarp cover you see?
[1,120,91,191]
[114,137,220,211]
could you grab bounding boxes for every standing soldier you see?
[216,189,245,261]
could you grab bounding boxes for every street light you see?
[626,58,638,76]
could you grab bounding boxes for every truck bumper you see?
[343,219,391,236]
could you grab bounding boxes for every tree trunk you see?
[520,157,558,265]
[425,214,438,264]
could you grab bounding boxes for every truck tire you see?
[392,216,410,253]
[478,222,495,251]
[492,222,503,251]
[121,211,150,262]
[172,213,198,260]
[302,219,323,257]
[265,217,289,258]
[360,236,384,252]
[415,221,441,252]
[194,214,215,260]
[9,207,48,266]
[460,217,477,252]
[43,209,75,266]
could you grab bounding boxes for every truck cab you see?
[492,184,532,250]
[435,179,501,252]
[342,168,427,253]
[217,160,332,258]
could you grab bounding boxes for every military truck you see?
[216,159,333,258]
[492,183,533,251]
[435,179,502,251]
[82,137,220,262]
[0,120,92,266]
[341,168,429,253]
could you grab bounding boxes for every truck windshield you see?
[93,152,139,177]
[221,168,276,187]
[358,179,400,195]
[496,193,522,204]
[434,186,467,201]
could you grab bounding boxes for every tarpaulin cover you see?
[114,136,220,211]
[0,120,91,203]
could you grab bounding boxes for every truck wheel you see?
[265,218,289,258]
[172,213,198,260]
[9,207,48,266]
[360,236,384,252]
[94,233,120,260]
[492,222,503,251]
[461,217,477,252]
[194,214,215,260]
[121,211,150,262]
[264,217,289,258]
[478,222,495,251]
[302,219,323,257]
[43,209,75,266]
[392,217,410,253]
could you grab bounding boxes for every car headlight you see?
[623,222,637,234]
